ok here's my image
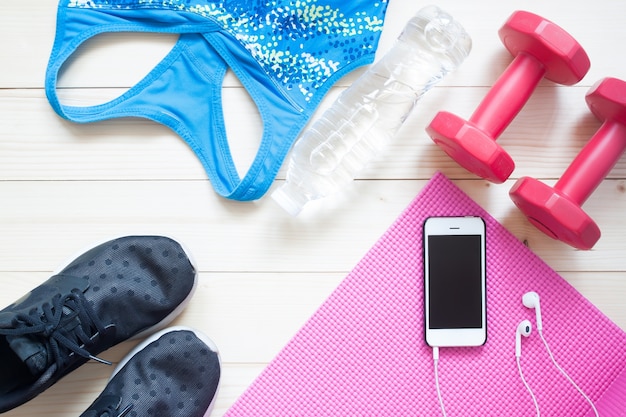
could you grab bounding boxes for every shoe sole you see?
[112,326,221,417]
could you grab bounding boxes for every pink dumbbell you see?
[426,10,590,183]
[510,78,626,250]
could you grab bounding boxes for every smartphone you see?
[423,216,487,347]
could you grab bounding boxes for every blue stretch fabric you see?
[45,0,389,201]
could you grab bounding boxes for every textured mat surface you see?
[225,172,626,416]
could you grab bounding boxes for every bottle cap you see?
[271,182,311,216]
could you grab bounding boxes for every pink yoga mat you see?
[225,172,626,416]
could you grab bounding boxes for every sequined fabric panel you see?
[67,0,387,104]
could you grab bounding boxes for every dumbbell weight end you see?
[509,177,601,250]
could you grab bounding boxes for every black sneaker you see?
[79,326,221,417]
[0,236,197,413]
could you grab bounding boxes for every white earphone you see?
[522,291,542,331]
[515,319,539,416]
[519,291,599,417]
[515,319,532,358]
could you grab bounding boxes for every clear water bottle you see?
[271,5,472,215]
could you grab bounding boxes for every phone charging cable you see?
[433,347,448,417]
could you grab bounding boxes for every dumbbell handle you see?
[471,53,545,140]
[556,121,626,205]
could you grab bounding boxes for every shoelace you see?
[0,290,112,368]
[97,403,133,417]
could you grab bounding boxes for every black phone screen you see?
[427,234,483,329]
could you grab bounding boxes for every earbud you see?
[522,291,542,332]
[516,320,532,357]
[520,291,599,416]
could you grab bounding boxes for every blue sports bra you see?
[45,0,389,201]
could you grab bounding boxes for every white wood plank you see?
[0,271,344,363]
[0,179,625,273]
[2,86,625,181]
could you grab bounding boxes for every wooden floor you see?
[2,1,626,416]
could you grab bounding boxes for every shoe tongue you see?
[6,334,49,376]
[6,303,84,376]
[0,274,90,376]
